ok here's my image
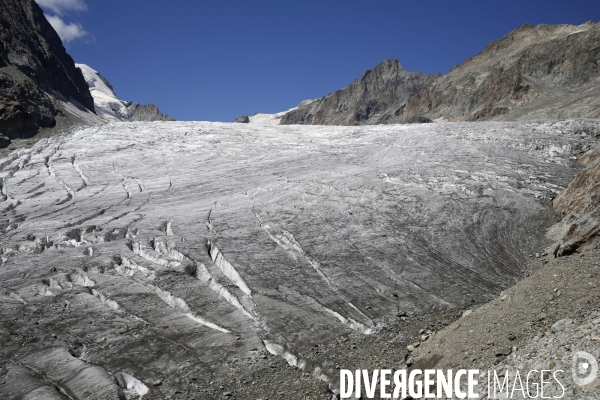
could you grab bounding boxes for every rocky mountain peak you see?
[359,58,404,79]
[280,58,432,125]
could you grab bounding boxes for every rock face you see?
[281,59,432,125]
[0,67,56,136]
[550,122,600,256]
[0,119,596,398]
[406,21,600,122]
[281,22,600,126]
[0,0,95,138]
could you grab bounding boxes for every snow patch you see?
[246,104,307,125]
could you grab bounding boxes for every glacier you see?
[0,119,597,398]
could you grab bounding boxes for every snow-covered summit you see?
[76,63,175,123]
[77,63,118,98]
[76,63,132,122]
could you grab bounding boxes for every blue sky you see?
[36,0,600,122]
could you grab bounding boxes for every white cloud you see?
[45,14,89,43]
[35,0,90,44]
[36,0,87,15]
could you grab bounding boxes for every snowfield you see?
[0,120,597,398]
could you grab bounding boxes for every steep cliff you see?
[0,0,95,138]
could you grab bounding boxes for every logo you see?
[572,351,598,386]
[338,352,598,398]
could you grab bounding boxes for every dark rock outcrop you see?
[406,116,433,124]
[125,103,175,122]
[281,22,600,126]
[0,134,10,148]
[0,0,95,138]
[233,115,250,123]
[281,59,432,125]
[0,67,57,135]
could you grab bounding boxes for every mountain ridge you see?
[277,21,600,126]
[406,20,600,122]
[280,59,432,125]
